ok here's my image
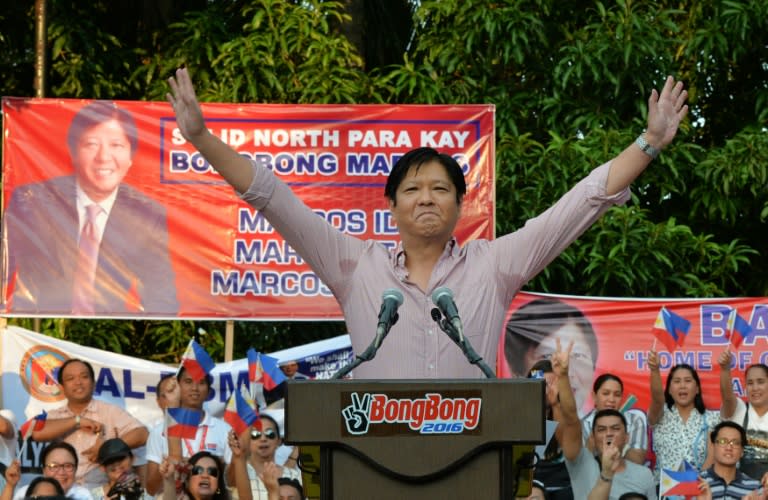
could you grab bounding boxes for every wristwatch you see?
[75,415,81,429]
[635,134,661,160]
[600,472,613,482]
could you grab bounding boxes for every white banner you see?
[0,325,352,468]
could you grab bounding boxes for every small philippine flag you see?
[727,309,753,349]
[180,339,215,382]
[224,389,258,435]
[652,306,692,352]
[166,407,203,439]
[19,410,47,441]
[659,466,700,496]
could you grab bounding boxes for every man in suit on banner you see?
[3,100,178,315]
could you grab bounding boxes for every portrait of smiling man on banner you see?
[2,100,178,316]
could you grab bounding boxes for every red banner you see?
[1,98,495,318]
[497,292,768,412]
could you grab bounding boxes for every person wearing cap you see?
[91,438,145,500]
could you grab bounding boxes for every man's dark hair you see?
[592,409,627,433]
[384,147,466,205]
[56,358,95,385]
[710,420,747,446]
[618,494,648,500]
[41,441,79,468]
[277,477,304,498]
[67,101,138,158]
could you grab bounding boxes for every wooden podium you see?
[284,379,544,499]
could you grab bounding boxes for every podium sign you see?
[285,379,544,499]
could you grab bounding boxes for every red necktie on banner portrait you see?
[71,204,102,314]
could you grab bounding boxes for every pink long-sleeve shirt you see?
[241,161,629,379]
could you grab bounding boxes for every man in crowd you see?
[699,421,763,498]
[3,100,177,315]
[167,68,688,379]
[144,368,232,495]
[552,341,656,499]
[32,359,148,490]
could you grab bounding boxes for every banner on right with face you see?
[497,292,768,414]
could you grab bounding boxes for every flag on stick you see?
[652,307,691,352]
[727,310,753,349]
[166,407,203,439]
[659,466,700,496]
[19,411,47,441]
[224,390,258,435]
[179,339,215,382]
[259,353,286,391]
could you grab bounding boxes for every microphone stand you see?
[331,314,398,379]
[432,309,496,379]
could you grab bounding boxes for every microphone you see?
[331,288,404,379]
[375,288,404,348]
[430,307,496,379]
[431,287,464,343]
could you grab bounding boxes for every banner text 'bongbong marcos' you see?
[1,99,495,319]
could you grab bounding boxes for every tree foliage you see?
[0,0,766,358]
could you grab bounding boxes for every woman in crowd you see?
[581,373,648,464]
[648,351,719,481]
[4,442,92,500]
[504,298,599,415]
[24,477,66,499]
[2,460,65,500]
[718,350,768,482]
[227,415,301,500]
[161,451,229,500]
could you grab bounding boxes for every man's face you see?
[388,161,461,244]
[157,377,180,410]
[178,371,209,409]
[280,361,298,378]
[60,361,94,405]
[713,426,744,467]
[73,119,132,202]
[592,415,627,454]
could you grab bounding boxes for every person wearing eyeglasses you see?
[160,451,229,500]
[719,351,768,487]
[230,415,301,500]
[5,442,93,500]
[698,421,763,499]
